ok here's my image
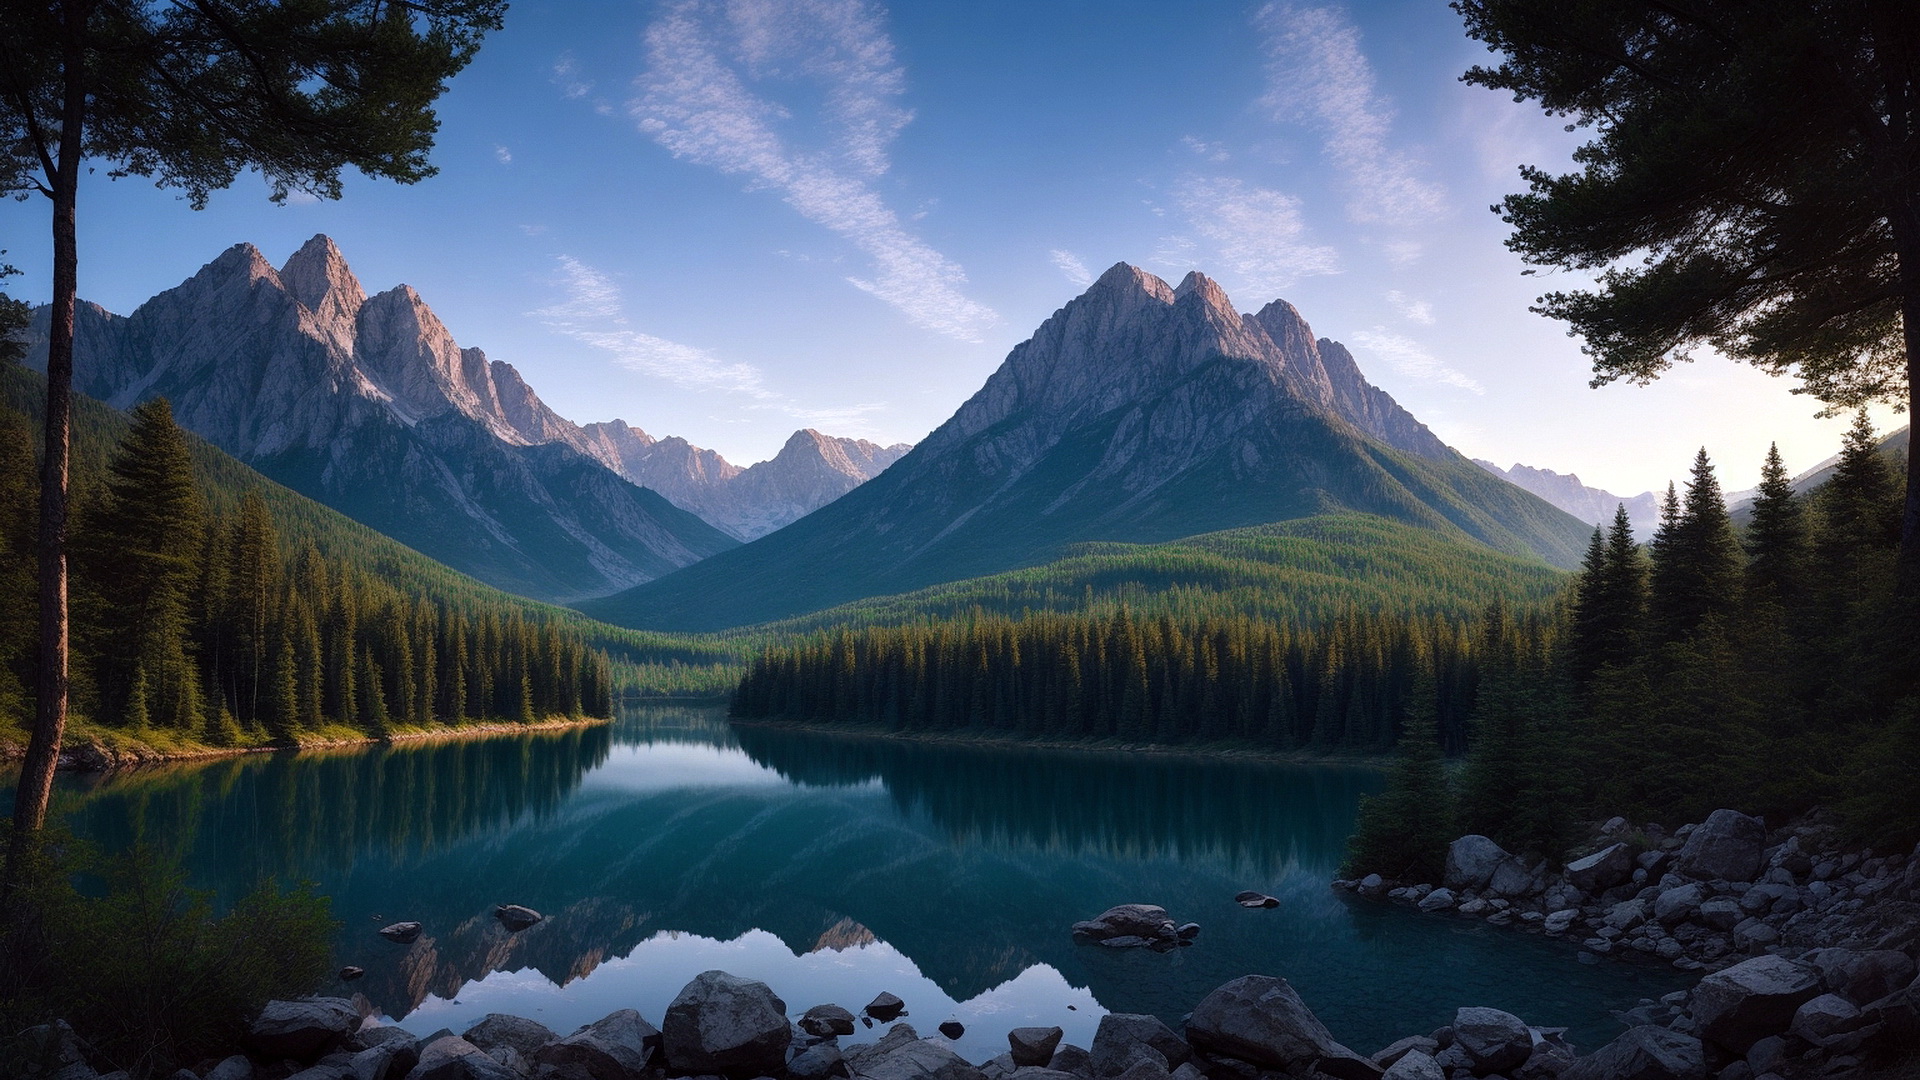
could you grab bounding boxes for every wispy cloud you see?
[1385,289,1434,325]
[1169,176,1340,297]
[1350,328,1483,393]
[1050,249,1093,288]
[629,0,995,340]
[552,53,593,99]
[1180,135,1230,163]
[493,144,513,165]
[1254,3,1445,227]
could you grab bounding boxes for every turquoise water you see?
[11,706,1686,1060]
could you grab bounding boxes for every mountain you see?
[1473,460,1663,539]
[25,236,738,603]
[579,422,910,541]
[581,264,1593,631]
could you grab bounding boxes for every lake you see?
[12,705,1686,1060]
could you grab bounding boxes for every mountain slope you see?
[26,237,737,602]
[1474,460,1663,538]
[581,265,1592,631]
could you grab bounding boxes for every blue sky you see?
[0,0,1897,501]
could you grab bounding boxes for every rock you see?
[1444,836,1513,891]
[493,905,543,932]
[1561,1026,1705,1080]
[1696,898,1742,931]
[10,1021,96,1080]
[662,971,791,1078]
[1090,1014,1189,1075]
[1744,1034,1787,1075]
[1806,948,1918,1006]
[1097,936,1153,949]
[1184,975,1381,1080]
[1110,1059,1170,1080]
[1674,811,1767,883]
[1232,892,1279,909]
[1379,1051,1443,1080]
[1176,923,1201,940]
[1566,843,1636,893]
[1457,898,1490,916]
[1732,919,1778,951]
[350,1035,418,1080]
[1370,1036,1438,1069]
[1075,905,1181,941]
[1486,858,1536,900]
[462,1015,557,1062]
[789,1042,846,1080]
[533,1008,660,1080]
[1010,1028,1065,1068]
[845,1024,921,1071]
[1689,955,1823,1055]
[1450,1008,1531,1075]
[1788,994,1864,1046]
[251,997,362,1060]
[940,1022,966,1041]
[379,921,423,944]
[866,993,907,1023]
[1049,1045,1095,1078]
[1358,874,1384,896]
[207,1056,255,1080]
[1015,1071,1085,1080]
[1604,898,1649,932]
[1655,883,1707,925]
[1860,979,1920,1047]
[802,1005,860,1038]
[1601,816,1631,835]
[340,967,365,982]
[410,1037,520,1080]
[1416,888,1456,913]
[1543,909,1579,934]
[848,1036,987,1080]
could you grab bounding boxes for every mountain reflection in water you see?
[13,705,1688,1056]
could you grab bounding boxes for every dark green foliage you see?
[1569,505,1645,688]
[0,837,333,1077]
[1744,444,1807,607]
[1648,451,1743,642]
[1340,672,1456,881]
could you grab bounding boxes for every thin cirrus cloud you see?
[1385,289,1435,325]
[1167,176,1340,298]
[1050,249,1093,288]
[534,256,889,433]
[1254,2,1446,228]
[1350,327,1483,394]
[628,0,996,342]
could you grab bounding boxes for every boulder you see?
[1604,899,1649,932]
[9,1021,96,1080]
[410,1037,520,1080]
[1689,955,1822,1055]
[1806,948,1918,1006]
[533,1008,660,1080]
[1450,1008,1531,1075]
[340,967,365,982]
[493,905,543,932]
[845,1024,921,1071]
[461,1015,556,1061]
[1673,811,1766,883]
[1379,1050,1443,1080]
[1566,843,1636,893]
[789,1042,846,1080]
[1176,923,1201,940]
[251,997,362,1060]
[1788,994,1864,1046]
[207,1056,255,1080]
[1074,905,1180,941]
[1696,898,1742,931]
[350,1035,418,1080]
[848,1036,987,1080]
[1110,1059,1169,1080]
[1416,888,1456,913]
[1485,858,1536,900]
[1090,1014,1189,1076]
[1010,1028,1065,1068]
[1561,1026,1705,1080]
[1654,883,1706,925]
[1369,1036,1437,1069]
[801,1004,859,1039]
[379,922,423,944]
[1543,909,1579,934]
[1444,836,1513,891]
[1016,1071,1089,1080]
[1233,892,1279,909]
[1184,975,1381,1080]
[940,1022,967,1041]
[662,971,791,1078]
[866,993,907,1022]
[1049,1044,1095,1078]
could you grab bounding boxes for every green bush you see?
[1,834,335,1078]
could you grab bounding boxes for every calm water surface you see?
[11,706,1686,1059]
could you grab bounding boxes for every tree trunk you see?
[7,1,86,873]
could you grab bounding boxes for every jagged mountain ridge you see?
[581,263,1594,631]
[1473,460,1664,540]
[27,236,738,602]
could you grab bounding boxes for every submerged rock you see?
[1232,891,1279,909]
[492,904,543,932]
[866,992,908,1022]
[1074,904,1183,942]
[940,1021,967,1040]
[801,1004,859,1038]
[378,921,423,944]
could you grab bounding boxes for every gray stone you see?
[1450,1008,1531,1075]
[380,921,424,944]
[1416,888,1456,913]
[1232,892,1279,909]
[1560,1026,1704,1080]
[1567,843,1637,893]
[867,993,907,1023]
[1486,858,1536,900]
[1445,836,1513,892]
[802,1006,859,1039]
[408,1037,520,1080]
[1358,874,1385,895]
[1543,909,1579,934]
[846,1036,987,1080]
[1696,899,1742,931]
[662,971,790,1078]
[1109,1059,1169,1080]
[1788,994,1864,1046]
[1655,884,1707,925]
[493,905,543,932]
[1689,956,1822,1055]
[1048,1045,1094,1078]
[252,997,362,1060]
[1010,1028,1065,1068]
[1744,1035,1787,1076]
[1013,1071,1084,1080]
[350,1040,417,1080]
[1806,948,1918,1006]
[533,1009,660,1080]
[1379,1050,1443,1080]
[1074,905,1180,941]
[1165,1067,1205,1080]
[1732,919,1778,951]
[12,1022,99,1080]
[462,1015,556,1062]
[1370,1036,1438,1070]
[1091,1014,1188,1075]
[790,1042,847,1080]
[844,1025,921,1073]
[1605,899,1650,932]
[207,1056,255,1080]
[939,1022,966,1041]
[1674,811,1767,884]
[1184,975,1380,1080]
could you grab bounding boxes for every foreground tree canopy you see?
[0,0,506,859]
[1454,0,1920,556]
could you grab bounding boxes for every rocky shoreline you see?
[19,948,1920,1080]
[0,716,613,773]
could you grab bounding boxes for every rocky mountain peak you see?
[279,234,366,319]
[1092,261,1176,303]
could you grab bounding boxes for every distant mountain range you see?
[25,236,903,599]
[1473,460,1663,539]
[582,264,1593,631]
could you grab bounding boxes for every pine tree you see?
[1745,443,1808,608]
[1649,450,1744,641]
[1570,505,1646,688]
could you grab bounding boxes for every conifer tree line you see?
[0,399,613,741]
[1344,414,1919,878]
[731,603,1537,754]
